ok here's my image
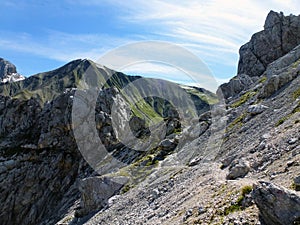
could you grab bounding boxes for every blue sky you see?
[1,0,300,91]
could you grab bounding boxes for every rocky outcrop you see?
[218,11,300,100]
[0,91,90,225]
[217,74,256,100]
[238,11,300,77]
[252,181,300,225]
[259,44,300,98]
[0,58,25,83]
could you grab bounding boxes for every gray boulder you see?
[226,159,250,180]
[252,181,300,225]
[259,69,299,98]
[247,104,268,115]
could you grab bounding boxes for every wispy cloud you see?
[0,30,134,62]
[91,0,300,77]
[2,0,300,82]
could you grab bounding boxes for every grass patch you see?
[259,76,267,83]
[291,59,300,69]
[291,181,300,191]
[230,91,257,108]
[224,185,253,216]
[292,103,300,114]
[224,204,241,216]
[120,183,135,194]
[241,185,253,196]
[276,116,290,126]
[227,113,246,130]
[293,88,300,100]
[276,103,300,127]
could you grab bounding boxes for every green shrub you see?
[241,185,253,196]
[121,183,135,194]
[224,185,253,216]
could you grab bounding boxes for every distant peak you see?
[0,57,25,84]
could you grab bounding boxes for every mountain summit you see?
[0,58,25,83]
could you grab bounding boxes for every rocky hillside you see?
[0,10,300,225]
[0,56,214,224]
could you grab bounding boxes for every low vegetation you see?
[276,102,300,126]
[293,88,300,100]
[224,185,253,216]
[259,76,267,83]
[230,91,257,108]
[227,112,247,130]
[291,181,300,191]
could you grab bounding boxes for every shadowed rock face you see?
[238,11,300,77]
[252,182,300,225]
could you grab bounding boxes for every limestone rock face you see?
[252,181,300,225]
[218,11,300,100]
[238,11,300,77]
